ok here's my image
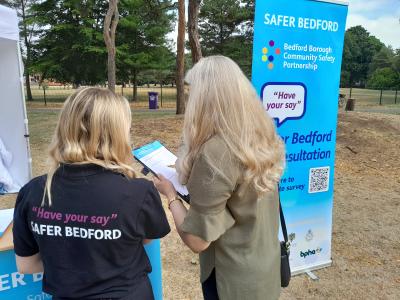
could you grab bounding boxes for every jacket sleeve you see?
[180,139,239,242]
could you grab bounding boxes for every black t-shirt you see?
[13,163,170,299]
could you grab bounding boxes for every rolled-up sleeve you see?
[180,141,238,242]
[136,183,171,239]
[13,186,39,257]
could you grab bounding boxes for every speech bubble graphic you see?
[261,82,307,126]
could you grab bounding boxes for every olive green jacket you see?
[180,136,281,300]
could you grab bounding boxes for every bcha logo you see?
[300,247,322,258]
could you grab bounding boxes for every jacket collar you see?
[56,163,106,177]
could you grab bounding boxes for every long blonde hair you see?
[177,56,285,195]
[43,87,135,205]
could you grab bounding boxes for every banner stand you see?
[292,261,332,277]
[252,0,348,275]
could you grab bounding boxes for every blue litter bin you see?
[144,240,163,300]
[148,92,158,109]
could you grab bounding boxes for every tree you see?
[188,0,202,64]
[368,46,395,76]
[393,49,400,75]
[367,67,397,105]
[392,49,400,103]
[104,0,119,92]
[340,26,384,95]
[176,0,185,114]
[30,0,108,86]
[1,0,38,101]
[198,0,254,77]
[116,0,175,101]
[153,46,176,105]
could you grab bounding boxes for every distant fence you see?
[25,84,177,106]
[25,86,399,107]
[340,88,399,106]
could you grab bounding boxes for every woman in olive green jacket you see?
[155,56,285,300]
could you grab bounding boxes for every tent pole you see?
[17,42,33,180]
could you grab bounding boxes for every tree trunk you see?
[379,89,383,105]
[133,70,138,101]
[188,0,202,64]
[25,74,33,101]
[176,0,186,115]
[133,83,138,102]
[349,86,352,98]
[103,0,119,93]
[160,83,163,107]
[43,87,47,106]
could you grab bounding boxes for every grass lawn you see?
[340,88,399,106]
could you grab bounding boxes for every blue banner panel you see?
[0,244,162,299]
[0,250,49,299]
[145,240,163,300]
[252,0,348,273]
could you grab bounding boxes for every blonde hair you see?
[177,56,285,195]
[43,87,135,205]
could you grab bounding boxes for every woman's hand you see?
[153,174,177,201]
[154,174,211,253]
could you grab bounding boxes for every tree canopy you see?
[22,0,175,88]
[4,0,398,94]
[368,67,398,90]
[30,0,108,86]
[340,25,385,88]
[117,0,175,95]
[198,0,254,77]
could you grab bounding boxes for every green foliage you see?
[117,0,176,85]
[392,49,400,89]
[27,0,175,86]
[367,67,398,90]
[340,25,385,88]
[198,0,254,77]
[368,46,395,76]
[30,0,108,85]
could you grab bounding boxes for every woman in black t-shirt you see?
[13,87,170,299]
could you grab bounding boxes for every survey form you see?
[0,208,13,238]
[133,141,189,199]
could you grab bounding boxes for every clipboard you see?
[133,141,190,204]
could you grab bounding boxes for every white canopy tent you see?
[0,5,32,193]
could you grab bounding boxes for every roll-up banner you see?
[251,0,348,274]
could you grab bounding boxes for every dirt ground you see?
[1,109,399,299]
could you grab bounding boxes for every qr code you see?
[308,167,330,193]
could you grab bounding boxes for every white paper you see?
[0,208,14,237]
[134,141,189,196]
